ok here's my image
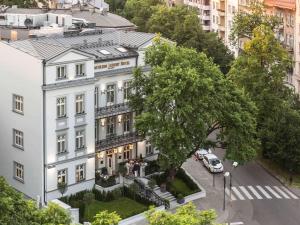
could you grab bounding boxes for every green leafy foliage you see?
[146,202,221,225]
[230,1,281,44]
[130,41,258,169]
[229,24,300,173]
[0,176,71,225]
[92,210,121,225]
[0,0,38,7]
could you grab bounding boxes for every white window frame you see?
[106,116,116,137]
[75,164,86,182]
[57,134,67,154]
[13,94,24,114]
[146,141,153,156]
[75,63,85,77]
[123,81,131,102]
[75,94,85,115]
[57,169,67,184]
[14,162,24,182]
[75,130,85,150]
[57,97,66,118]
[123,113,131,133]
[56,65,67,80]
[106,84,115,105]
[13,129,24,149]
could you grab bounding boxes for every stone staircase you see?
[136,177,177,208]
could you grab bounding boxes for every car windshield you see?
[210,159,220,166]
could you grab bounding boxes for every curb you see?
[256,160,300,197]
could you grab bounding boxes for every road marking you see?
[256,185,272,199]
[247,186,263,199]
[232,187,245,200]
[273,186,290,199]
[281,186,299,199]
[225,187,237,200]
[227,222,244,225]
[265,186,282,199]
[240,186,254,200]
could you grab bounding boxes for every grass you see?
[169,177,198,197]
[258,158,300,188]
[84,197,149,222]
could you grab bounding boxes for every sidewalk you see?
[182,157,230,223]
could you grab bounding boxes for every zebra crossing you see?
[225,185,299,201]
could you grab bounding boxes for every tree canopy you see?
[229,24,300,172]
[92,210,121,225]
[130,40,258,169]
[0,176,71,225]
[146,202,221,225]
[123,0,234,74]
[230,1,281,44]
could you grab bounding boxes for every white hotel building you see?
[0,30,158,204]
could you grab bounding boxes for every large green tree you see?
[0,176,71,225]
[146,202,221,225]
[123,0,164,32]
[229,25,300,172]
[146,5,234,74]
[230,1,281,44]
[130,40,258,171]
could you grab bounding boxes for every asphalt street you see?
[182,148,300,225]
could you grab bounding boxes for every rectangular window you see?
[75,130,85,150]
[57,97,66,118]
[76,64,85,77]
[123,113,131,133]
[14,162,24,182]
[123,145,130,160]
[13,129,24,149]
[13,94,24,114]
[57,169,67,184]
[146,141,153,156]
[123,81,131,102]
[75,94,85,114]
[106,84,115,105]
[76,164,85,182]
[57,134,67,154]
[106,117,116,137]
[56,66,67,80]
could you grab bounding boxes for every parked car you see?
[203,154,224,173]
[195,148,212,160]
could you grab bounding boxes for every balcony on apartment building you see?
[95,102,131,119]
[95,131,143,151]
[217,1,225,15]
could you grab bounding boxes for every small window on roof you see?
[116,47,127,53]
[100,50,111,55]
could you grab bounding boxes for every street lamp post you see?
[223,172,230,211]
[229,162,238,202]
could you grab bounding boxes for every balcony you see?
[95,102,131,119]
[95,131,143,151]
[203,25,210,31]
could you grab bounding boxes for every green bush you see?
[145,160,161,175]
[176,168,199,191]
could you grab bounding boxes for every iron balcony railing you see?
[95,131,143,151]
[95,102,131,118]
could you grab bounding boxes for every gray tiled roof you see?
[3,8,135,28]
[6,30,156,60]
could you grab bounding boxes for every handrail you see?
[95,102,130,117]
[134,178,170,209]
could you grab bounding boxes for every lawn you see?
[169,177,198,197]
[84,197,149,222]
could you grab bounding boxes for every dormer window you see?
[100,50,110,55]
[56,66,67,80]
[76,63,85,77]
[116,47,127,53]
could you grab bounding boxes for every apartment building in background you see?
[182,0,300,90]
[0,29,160,204]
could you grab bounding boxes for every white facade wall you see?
[0,42,44,201]
[44,51,96,200]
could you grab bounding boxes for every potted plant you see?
[160,183,167,193]
[148,178,156,189]
[177,193,185,204]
